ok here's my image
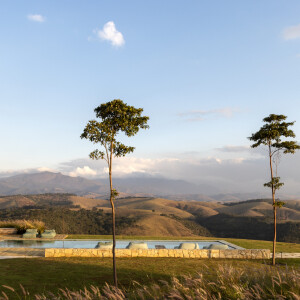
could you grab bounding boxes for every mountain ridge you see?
[0,171,298,201]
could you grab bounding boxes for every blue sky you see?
[1,1,300,194]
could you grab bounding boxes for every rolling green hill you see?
[0,193,299,242]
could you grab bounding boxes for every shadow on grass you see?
[0,257,299,297]
[0,257,173,296]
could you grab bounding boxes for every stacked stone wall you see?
[0,228,17,235]
[45,248,270,259]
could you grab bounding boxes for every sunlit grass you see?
[0,258,299,299]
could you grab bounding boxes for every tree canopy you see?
[249,114,299,154]
[81,99,149,161]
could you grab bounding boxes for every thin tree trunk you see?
[273,204,277,265]
[109,142,117,287]
[269,145,276,266]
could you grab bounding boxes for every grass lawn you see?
[0,257,299,297]
[222,238,300,252]
[67,235,300,252]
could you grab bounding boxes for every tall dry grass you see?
[0,219,45,234]
[0,263,299,299]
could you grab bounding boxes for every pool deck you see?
[0,235,299,259]
[0,234,68,240]
[0,234,65,257]
[0,247,45,257]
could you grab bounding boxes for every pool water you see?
[0,240,236,249]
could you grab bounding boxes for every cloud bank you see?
[1,150,300,196]
[58,151,300,195]
[69,166,97,177]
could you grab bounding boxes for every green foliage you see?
[264,177,284,191]
[0,208,137,235]
[0,219,45,234]
[196,214,300,243]
[249,114,300,153]
[111,188,119,199]
[249,113,300,193]
[249,113,300,192]
[80,99,149,161]
[274,201,285,208]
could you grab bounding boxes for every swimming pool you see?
[0,240,240,249]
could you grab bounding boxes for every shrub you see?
[0,220,45,234]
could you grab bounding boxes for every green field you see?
[67,235,300,252]
[0,257,299,297]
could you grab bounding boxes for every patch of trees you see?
[196,214,300,243]
[223,199,272,206]
[24,193,76,207]
[0,207,138,235]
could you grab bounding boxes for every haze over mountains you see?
[0,171,277,201]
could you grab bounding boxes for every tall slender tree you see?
[249,114,300,265]
[81,99,149,285]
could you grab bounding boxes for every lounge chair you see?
[41,229,56,239]
[205,244,229,250]
[126,242,148,249]
[177,243,199,250]
[155,245,166,249]
[22,229,38,239]
[95,242,113,249]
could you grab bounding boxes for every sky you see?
[1,1,300,195]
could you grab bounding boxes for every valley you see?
[0,193,299,242]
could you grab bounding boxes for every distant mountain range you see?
[0,172,106,197]
[0,171,295,202]
[0,171,216,198]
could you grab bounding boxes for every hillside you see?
[0,193,107,209]
[0,194,299,241]
[120,215,197,236]
[0,194,299,222]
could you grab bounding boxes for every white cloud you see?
[64,158,178,178]
[105,157,178,176]
[69,166,97,177]
[178,107,239,121]
[59,151,300,195]
[0,167,57,178]
[2,151,300,196]
[282,24,300,40]
[37,167,56,172]
[27,14,46,23]
[96,21,125,47]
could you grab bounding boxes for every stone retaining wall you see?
[0,228,17,235]
[45,248,270,259]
